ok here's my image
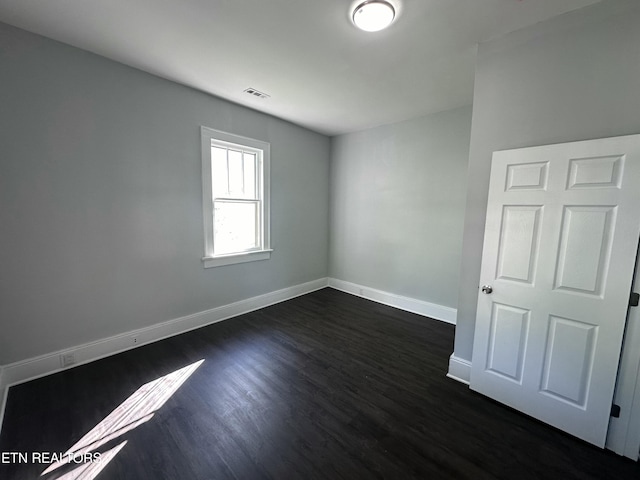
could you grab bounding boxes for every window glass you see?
[213,201,258,254]
[228,149,244,196]
[244,153,256,198]
[211,146,228,198]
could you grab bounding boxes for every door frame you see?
[607,245,640,460]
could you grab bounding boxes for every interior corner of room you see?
[1,0,640,475]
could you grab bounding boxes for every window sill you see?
[202,249,273,268]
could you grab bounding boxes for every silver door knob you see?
[481,285,493,294]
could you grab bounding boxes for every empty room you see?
[2,0,640,478]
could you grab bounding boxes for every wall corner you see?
[447,353,471,385]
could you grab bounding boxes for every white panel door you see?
[470,134,640,447]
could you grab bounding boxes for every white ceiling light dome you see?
[352,0,396,32]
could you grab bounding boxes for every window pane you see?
[214,201,259,254]
[244,153,256,198]
[228,150,244,196]
[211,146,228,198]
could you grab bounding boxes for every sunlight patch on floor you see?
[53,441,127,480]
[41,359,204,479]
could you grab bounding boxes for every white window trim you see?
[201,126,272,268]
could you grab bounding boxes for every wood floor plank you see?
[1,288,639,479]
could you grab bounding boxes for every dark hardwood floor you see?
[1,288,639,479]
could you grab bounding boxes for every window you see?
[201,126,271,268]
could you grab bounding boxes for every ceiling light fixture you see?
[352,0,396,32]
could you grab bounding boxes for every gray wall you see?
[0,23,330,365]
[454,0,640,362]
[330,106,471,309]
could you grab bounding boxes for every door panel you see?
[496,206,543,284]
[554,206,616,295]
[506,161,549,190]
[567,155,623,189]
[540,315,596,406]
[471,134,640,447]
[486,303,530,382]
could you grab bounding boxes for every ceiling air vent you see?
[243,87,270,99]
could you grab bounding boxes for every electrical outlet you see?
[60,352,75,368]
[132,336,138,345]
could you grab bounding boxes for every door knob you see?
[481,285,493,294]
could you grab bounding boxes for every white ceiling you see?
[0,0,600,136]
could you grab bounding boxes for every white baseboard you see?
[327,278,457,325]
[447,354,471,385]
[0,277,328,434]
[0,366,6,435]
